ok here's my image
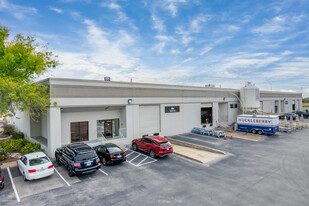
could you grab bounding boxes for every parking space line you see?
[99,169,108,176]
[54,167,71,187]
[138,160,157,167]
[125,151,135,157]
[128,154,141,162]
[7,168,20,202]
[137,156,148,166]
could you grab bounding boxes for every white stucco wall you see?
[61,109,121,145]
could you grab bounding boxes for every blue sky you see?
[1,0,309,96]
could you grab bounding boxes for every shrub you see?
[0,139,28,152]
[20,143,41,154]
[0,148,9,161]
[2,124,15,136]
[12,131,24,139]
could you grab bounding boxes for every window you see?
[97,119,119,138]
[201,107,212,124]
[107,147,122,153]
[230,103,238,108]
[71,121,89,143]
[64,148,74,158]
[21,156,27,165]
[29,157,49,166]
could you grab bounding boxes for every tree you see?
[0,25,58,119]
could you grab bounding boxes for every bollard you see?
[224,136,226,140]
[230,136,233,139]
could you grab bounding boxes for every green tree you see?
[0,25,58,118]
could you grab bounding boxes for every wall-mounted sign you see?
[165,106,180,113]
[285,101,288,104]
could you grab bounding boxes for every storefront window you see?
[201,108,212,124]
[97,119,119,139]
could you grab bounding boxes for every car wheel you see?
[252,130,257,134]
[258,130,263,135]
[23,173,28,181]
[132,143,138,151]
[102,158,107,166]
[149,149,156,158]
[68,168,74,177]
[56,156,62,166]
[0,183,4,189]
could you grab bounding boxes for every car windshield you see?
[107,147,122,153]
[29,157,50,166]
[159,141,171,146]
[76,151,97,161]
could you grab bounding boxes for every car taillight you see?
[110,155,116,158]
[28,169,36,173]
[96,158,100,163]
[74,163,81,167]
[123,152,126,156]
[0,177,2,181]
[48,165,54,169]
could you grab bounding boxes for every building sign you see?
[165,106,180,113]
[255,88,260,101]
[237,117,275,125]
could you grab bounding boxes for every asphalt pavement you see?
[1,127,309,206]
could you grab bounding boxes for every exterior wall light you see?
[128,99,133,104]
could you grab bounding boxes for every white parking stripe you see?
[125,151,135,157]
[138,160,157,167]
[54,167,71,187]
[128,154,141,162]
[137,156,148,166]
[7,168,20,202]
[99,169,108,176]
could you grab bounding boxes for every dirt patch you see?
[1,158,17,168]
[218,129,266,141]
[173,145,224,164]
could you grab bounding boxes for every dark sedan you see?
[93,143,126,166]
[279,113,297,120]
[292,111,309,119]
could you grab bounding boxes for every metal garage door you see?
[139,105,160,136]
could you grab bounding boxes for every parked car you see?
[55,143,100,177]
[191,127,204,134]
[132,136,173,158]
[292,111,309,119]
[212,130,225,138]
[279,113,297,120]
[201,129,214,136]
[17,152,54,181]
[0,162,4,190]
[93,143,126,166]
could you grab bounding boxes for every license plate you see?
[85,161,92,166]
[167,148,169,150]
[117,155,121,158]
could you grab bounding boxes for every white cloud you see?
[200,46,212,55]
[182,57,193,64]
[170,49,180,54]
[151,14,165,32]
[227,25,240,32]
[190,15,210,32]
[155,35,174,41]
[50,7,63,14]
[100,2,121,10]
[252,16,288,34]
[186,47,193,53]
[281,50,293,56]
[152,42,166,53]
[0,0,37,20]
[163,0,187,17]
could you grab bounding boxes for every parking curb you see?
[167,138,225,155]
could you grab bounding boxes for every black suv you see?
[55,143,101,177]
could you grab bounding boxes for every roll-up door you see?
[139,105,160,135]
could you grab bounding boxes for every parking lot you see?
[1,127,309,205]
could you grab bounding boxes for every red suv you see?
[132,136,173,158]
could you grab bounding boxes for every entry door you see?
[104,120,112,138]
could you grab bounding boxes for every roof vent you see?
[104,77,111,81]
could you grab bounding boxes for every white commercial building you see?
[10,78,302,157]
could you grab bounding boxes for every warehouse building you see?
[9,78,302,157]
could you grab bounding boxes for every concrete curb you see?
[167,138,225,155]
